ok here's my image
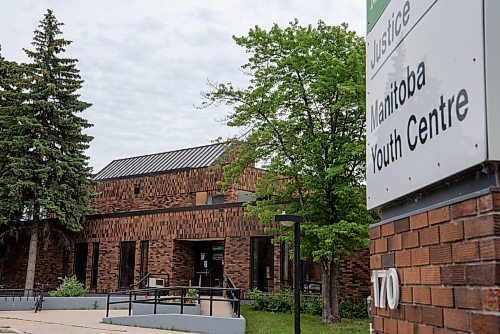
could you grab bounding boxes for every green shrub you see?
[247,288,367,318]
[339,301,368,319]
[248,288,322,315]
[266,288,294,313]
[49,276,86,297]
[302,297,322,315]
[247,288,268,311]
[186,288,199,304]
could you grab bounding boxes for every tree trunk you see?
[321,259,341,324]
[24,217,39,295]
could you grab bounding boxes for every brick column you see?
[370,191,499,334]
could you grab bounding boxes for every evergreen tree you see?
[0,49,27,229]
[0,10,94,292]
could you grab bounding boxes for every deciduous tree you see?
[202,20,376,323]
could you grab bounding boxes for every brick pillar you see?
[370,191,499,334]
[225,237,251,292]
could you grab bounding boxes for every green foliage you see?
[339,301,368,319]
[0,9,94,232]
[247,288,322,315]
[49,276,86,297]
[248,289,366,318]
[186,288,199,304]
[203,20,377,321]
[303,296,323,316]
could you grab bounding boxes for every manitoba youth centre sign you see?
[366,0,495,209]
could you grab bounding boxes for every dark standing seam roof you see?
[94,143,228,180]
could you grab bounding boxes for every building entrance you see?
[194,241,224,288]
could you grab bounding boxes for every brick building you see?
[1,143,369,299]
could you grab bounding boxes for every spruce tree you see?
[0,49,27,227]
[2,10,94,292]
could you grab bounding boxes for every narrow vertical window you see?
[119,241,136,288]
[90,242,99,289]
[62,248,69,278]
[251,237,274,292]
[139,240,149,287]
[280,242,293,288]
[74,243,88,285]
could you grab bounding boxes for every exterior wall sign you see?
[366,0,488,209]
[367,0,391,32]
[371,268,400,309]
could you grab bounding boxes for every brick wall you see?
[339,248,371,302]
[91,166,263,214]
[370,191,500,334]
[2,165,371,302]
[1,229,71,290]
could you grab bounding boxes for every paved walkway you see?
[0,310,195,334]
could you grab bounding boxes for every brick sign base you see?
[370,190,499,334]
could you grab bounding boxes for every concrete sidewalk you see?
[0,310,196,334]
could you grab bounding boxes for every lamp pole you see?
[275,213,303,334]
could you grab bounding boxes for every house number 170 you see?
[371,268,400,309]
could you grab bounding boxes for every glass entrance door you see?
[194,242,224,287]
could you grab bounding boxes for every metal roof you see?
[94,143,228,180]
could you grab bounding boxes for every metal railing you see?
[0,289,44,301]
[281,279,322,295]
[128,272,171,290]
[106,285,241,318]
[226,276,240,317]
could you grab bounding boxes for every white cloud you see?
[0,0,365,172]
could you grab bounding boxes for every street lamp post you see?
[275,213,303,334]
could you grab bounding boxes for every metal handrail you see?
[106,285,241,318]
[131,273,150,290]
[0,289,43,301]
[226,276,240,317]
[126,272,171,291]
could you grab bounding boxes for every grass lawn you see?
[241,305,369,334]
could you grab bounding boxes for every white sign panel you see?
[366,0,487,209]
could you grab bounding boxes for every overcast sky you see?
[0,0,365,172]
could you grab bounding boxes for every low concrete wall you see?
[132,302,200,315]
[103,313,246,334]
[0,296,129,311]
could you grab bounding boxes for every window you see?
[90,242,99,288]
[280,243,322,292]
[134,184,141,195]
[208,194,224,205]
[237,190,255,203]
[119,241,136,288]
[280,242,293,287]
[74,243,88,285]
[139,240,149,286]
[251,237,274,292]
[62,249,69,279]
